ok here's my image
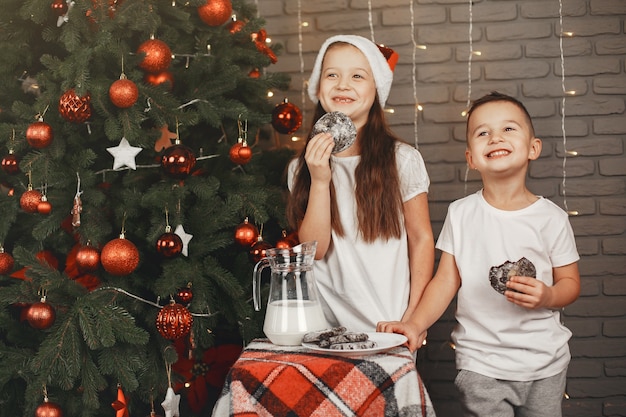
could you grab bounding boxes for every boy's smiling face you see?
[465,100,542,177]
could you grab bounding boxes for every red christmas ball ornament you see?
[156,300,193,340]
[161,142,196,179]
[227,16,245,34]
[1,151,19,174]
[175,286,193,305]
[26,297,56,330]
[143,71,174,89]
[51,0,69,16]
[228,142,252,165]
[75,243,100,273]
[248,68,260,78]
[37,195,52,215]
[275,230,298,249]
[101,235,139,276]
[0,248,14,275]
[58,89,92,123]
[234,217,258,247]
[20,188,43,213]
[35,398,63,417]
[156,231,183,258]
[249,238,272,263]
[109,77,139,108]
[198,0,232,27]
[26,119,54,149]
[137,39,172,73]
[271,99,302,134]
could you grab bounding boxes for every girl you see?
[286,35,434,332]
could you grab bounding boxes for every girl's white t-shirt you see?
[288,142,430,332]
[437,190,579,381]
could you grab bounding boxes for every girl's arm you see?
[297,132,335,259]
[401,192,434,321]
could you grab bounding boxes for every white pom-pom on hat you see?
[307,35,397,108]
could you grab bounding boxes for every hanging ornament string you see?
[297,0,307,132]
[557,6,571,403]
[410,0,420,149]
[367,0,375,43]
[464,0,474,196]
[465,0,474,110]
[72,172,83,227]
[558,0,570,213]
[166,361,173,388]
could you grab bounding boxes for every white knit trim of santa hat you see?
[307,34,397,108]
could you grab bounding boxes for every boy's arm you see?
[506,261,580,309]
[378,251,461,352]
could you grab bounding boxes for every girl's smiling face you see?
[317,43,377,130]
[465,101,542,177]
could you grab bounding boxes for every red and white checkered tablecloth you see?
[212,339,436,417]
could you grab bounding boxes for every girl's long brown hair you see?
[286,97,404,242]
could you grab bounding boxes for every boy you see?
[378,92,580,417]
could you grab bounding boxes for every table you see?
[212,338,436,417]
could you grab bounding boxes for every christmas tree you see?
[0,0,294,415]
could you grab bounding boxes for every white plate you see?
[302,332,408,356]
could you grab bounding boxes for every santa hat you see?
[307,35,398,108]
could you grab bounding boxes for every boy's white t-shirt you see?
[436,190,579,381]
[288,142,430,332]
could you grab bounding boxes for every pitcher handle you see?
[252,258,270,311]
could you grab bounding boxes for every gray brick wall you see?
[261,1,626,415]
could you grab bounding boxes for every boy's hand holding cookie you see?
[505,276,552,309]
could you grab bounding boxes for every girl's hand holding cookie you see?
[304,132,334,184]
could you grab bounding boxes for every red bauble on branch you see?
[228,142,252,165]
[20,188,43,213]
[75,243,100,273]
[26,118,54,148]
[35,398,63,417]
[37,195,52,215]
[234,217,258,247]
[160,140,196,179]
[271,98,302,134]
[197,0,232,26]
[156,300,193,340]
[26,297,56,330]
[59,89,92,123]
[249,237,272,263]
[1,151,19,174]
[137,38,172,73]
[175,285,193,305]
[248,68,260,78]
[0,247,14,275]
[100,234,139,276]
[156,230,183,258]
[109,76,139,108]
[227,15,245,34]
[143,71,174,89]
[275,230,298,249]
[51,0,68,16]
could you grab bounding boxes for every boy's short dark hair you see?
[466,91,535,140]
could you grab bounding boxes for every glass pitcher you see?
[253,241,328,345]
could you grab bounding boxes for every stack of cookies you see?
[303,326,377,350]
